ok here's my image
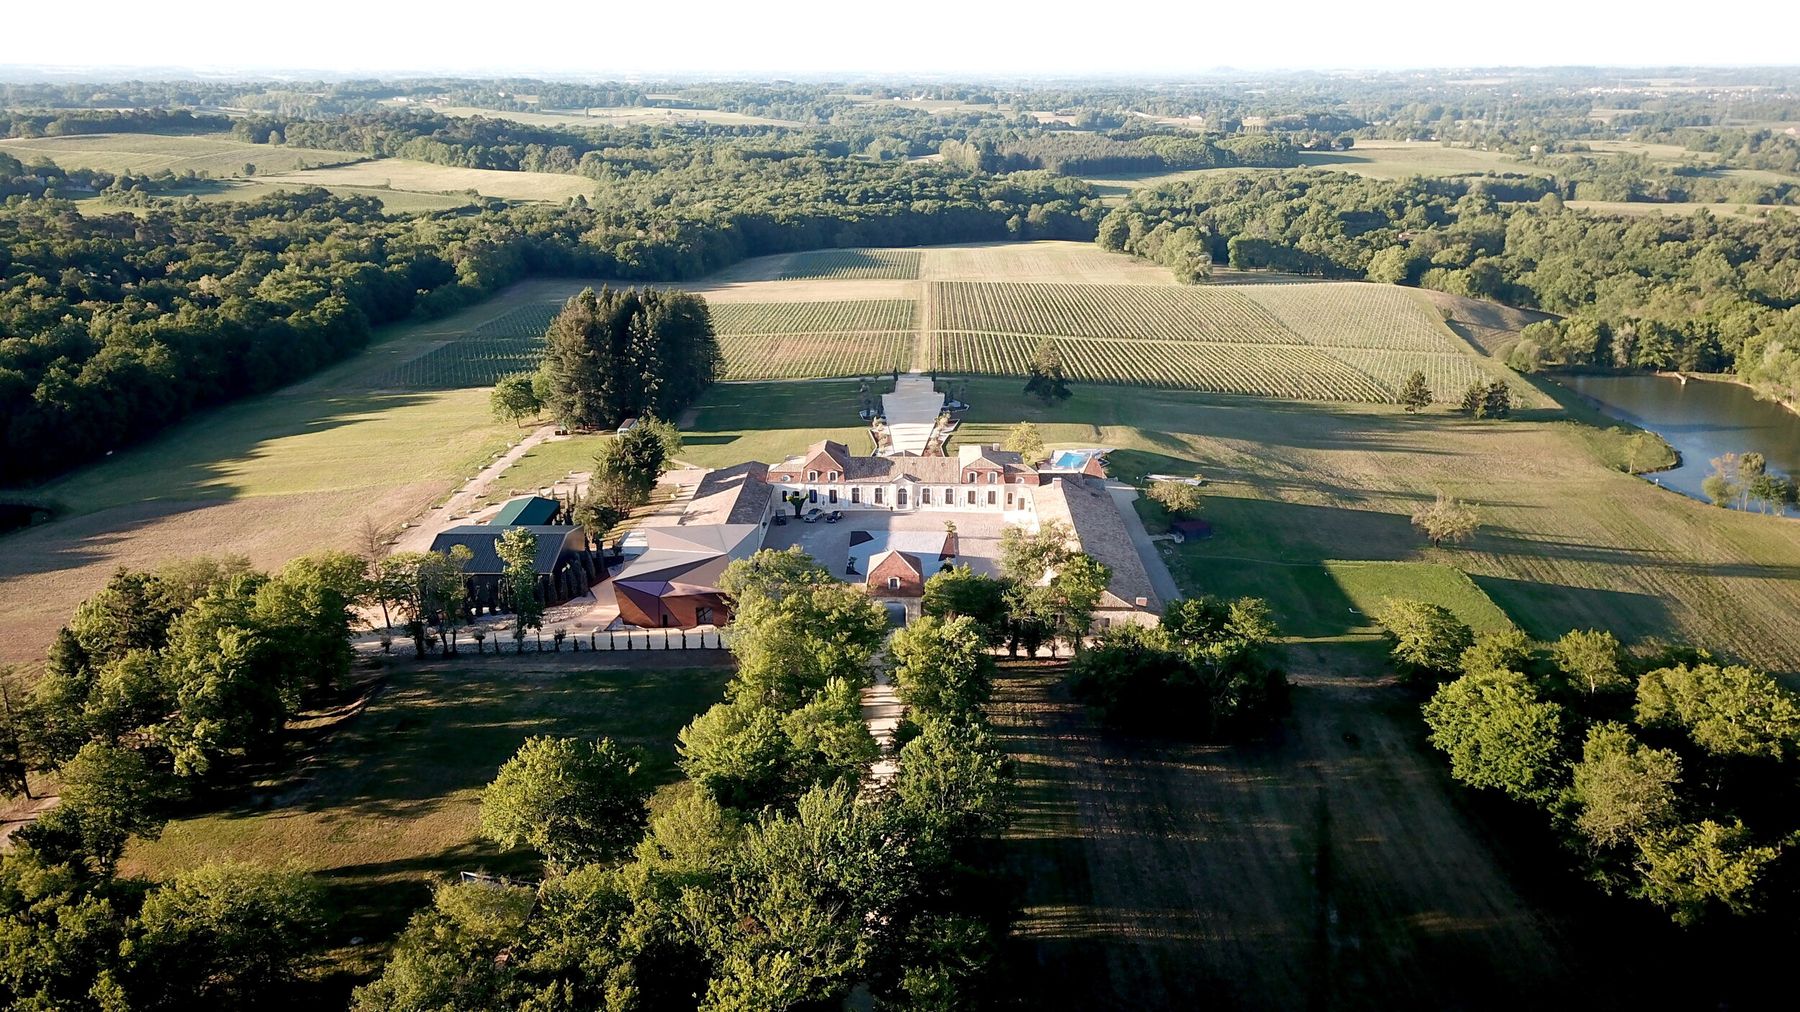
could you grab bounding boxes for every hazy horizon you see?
[8,0,1798,79]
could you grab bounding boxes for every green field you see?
[123,662,729,991]
[0,131,361,176]
[0,284,583,665]
[678,379,890,468]
[1325,560,1518,635]
[709,299,916,334]
[775,248,922,280]
[70,178,479,216]
[376,297,920,388]
[433,103,803,128]
[928,281,1503,402]
[258,158,596,202]
[719,332,916,380]
[1565,199,1765,219]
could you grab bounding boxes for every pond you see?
[1556,374,1800,512]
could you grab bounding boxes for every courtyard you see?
[761,507,1009,581]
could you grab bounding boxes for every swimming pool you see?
[1048,449,1103,470]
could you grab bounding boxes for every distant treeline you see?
[939,130,1305,176]
[0,154,1099,484]
[0,107,229,139]
[1103,170,1800,401]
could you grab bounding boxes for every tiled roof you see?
[682,462,773,526]
[1033,478,1160,613]
[772,444,1029,485]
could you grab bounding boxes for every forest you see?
[0,154,1097,484]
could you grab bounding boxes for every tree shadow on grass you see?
[1471,574,1673,643]
[203,667,725,823]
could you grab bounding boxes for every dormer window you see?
[829,471,839,481]
[987,472,997,483]
[888,577,901,590]
[807,470,818,481]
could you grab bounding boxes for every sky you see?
[6,0,1796,78]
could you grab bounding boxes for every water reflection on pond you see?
[1556,374,1800,513]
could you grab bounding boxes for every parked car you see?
[803,508,824,523]
[826,510,843,523]
[772,512,787,526]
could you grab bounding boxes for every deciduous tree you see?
[480,736,650,870]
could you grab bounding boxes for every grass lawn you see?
[1325,560,1517,635]
[679,379,893,468]
[490,432,611,493]
[123,661,731,995]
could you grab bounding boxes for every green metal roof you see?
[493,496,560,526]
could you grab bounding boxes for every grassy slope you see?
[953,379,1800,670]
[0,287,573,665]
[679,379,891,468]
[123,661,729,995]
[0,132,360,176]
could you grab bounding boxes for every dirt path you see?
[911,280,934,372]
[991,657,1689,1011]
[392,424,557,554]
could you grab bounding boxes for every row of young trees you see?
[354,546,1018,1009]
[1379,599,1800,929]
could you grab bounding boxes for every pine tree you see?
[1481,380,1513,419]
[1399,370,1432,413]
[1458,380,1487,418]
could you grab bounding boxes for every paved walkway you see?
[881,373,944,455]
[861,671,903,785]
[1105,481,1183,607]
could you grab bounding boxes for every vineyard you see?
[720,332,914,380]
[711,299,917,380]
[1240,282,1460,351]
[372,303,560,389]
[933,333,1395,400]
[709,299,915,335]
[925,280,1507,403]
[776,249,922,280]
[370,273,1507,402]
[932,282,1295,343]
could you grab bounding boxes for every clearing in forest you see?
[255,158,597,202]
[0,131,360,176]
